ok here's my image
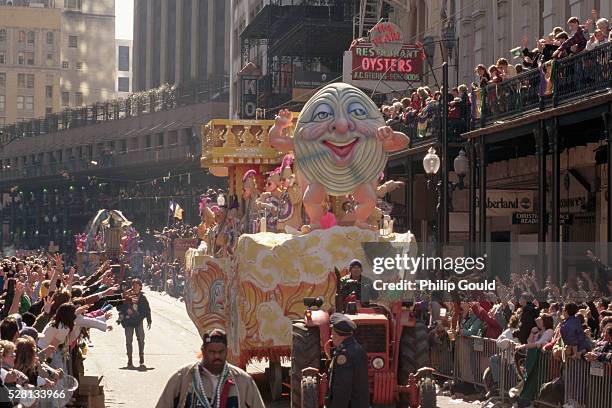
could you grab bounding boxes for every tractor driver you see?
[326,313,369,408]
[338,259,379,306]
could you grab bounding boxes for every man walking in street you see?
[325,313,369,408]
[119,278,151,368]
[156,328,265,408]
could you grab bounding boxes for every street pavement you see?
[84,289,480,408]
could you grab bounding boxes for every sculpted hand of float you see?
[269,83,410,230]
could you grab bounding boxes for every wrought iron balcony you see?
[0,145,195,183]
[0,77,229,147]
[475,42,612,128]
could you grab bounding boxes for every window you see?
[26,74,34,88]
[0,95,4,112]
[27,31,34,45]
[17,74,25,88]
[26,52,34,65]
[68,36,77,48]
[45,107,53,115]
[117,77,129,92]
[18,52,24,65]
[0,29,6,42]
[25,96,33,111]
[46,85,53,98]
[61,91,69,106]
[145,134,151,148]
[62,61,68,69]
[0,73,5,88]
[46,32,54,45]
[75,92,83,106]
[65,0,82,9]
[168,131,178,145]
[18,31,26,43]
[119,140,127,153]
[46,54,53,66]
[157,133,164,147]
[0,52,4,64]
[75,62,83,71]
[118,46,129,71]
[17,96,24,110]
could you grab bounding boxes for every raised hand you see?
[274,109,293,129]
[376,126,394,142]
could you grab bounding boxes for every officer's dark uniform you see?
[338,260,379,304]
[326,313,369,408]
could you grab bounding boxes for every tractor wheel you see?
[301,375,320,408]
[419,377,437,408]
[398,321,430,382]
[398,321,430,407]
[291,321,321,408]
[266,361,283,401]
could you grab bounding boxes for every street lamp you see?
[452,148,469,189]
[423,147,469,244]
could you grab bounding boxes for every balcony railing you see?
[0,145,194,182]
[0,77,229,146]
[475,41,612,128]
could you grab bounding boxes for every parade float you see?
[76,209,142,279]
[185,83,416,399]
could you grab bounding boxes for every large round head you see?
[294,83,388,196]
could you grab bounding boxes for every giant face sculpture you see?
[293,83,388,196]
[269,82,409,231]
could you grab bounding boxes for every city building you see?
[132,0,230,93]
[0,5,62,125]
[116,39,132,97]
[0,0,116,126]
[233,0,358,119]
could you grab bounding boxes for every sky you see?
[115,0,134,40]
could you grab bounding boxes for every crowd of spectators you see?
[379,12,611,143]
[0,254,142,407]
[433,261,611,408]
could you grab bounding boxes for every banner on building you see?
[292,71,340,102]
[511,212,573,225]
[476,190,534,216]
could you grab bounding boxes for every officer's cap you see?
[348,259,362,268]
[203,328,227,346]
[330,313,356,335]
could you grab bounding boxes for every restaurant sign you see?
[352,22,423,82]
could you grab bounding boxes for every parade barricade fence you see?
[564,357,612,408]
[432,335,611,408]
[430,333,454,379]
[452,335,498,388]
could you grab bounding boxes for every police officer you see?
[326,313,369,408]
[338,259,379,305]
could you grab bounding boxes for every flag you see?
[174,205,184,220]
[510,46,522,60]
[169,200,183,220]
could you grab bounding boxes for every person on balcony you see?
[552,17,587,59]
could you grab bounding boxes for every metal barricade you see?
[564,358,612,408]
[430,333,454,379]
[453,335,498,387]
[498,342,520,402]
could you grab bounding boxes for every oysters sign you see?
[352,22,424,82]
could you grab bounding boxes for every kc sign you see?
[241,76,258,119]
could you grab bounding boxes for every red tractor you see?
[290,295,436,408]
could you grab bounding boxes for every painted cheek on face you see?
[300,122,331,142]
[353,118,378,138]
